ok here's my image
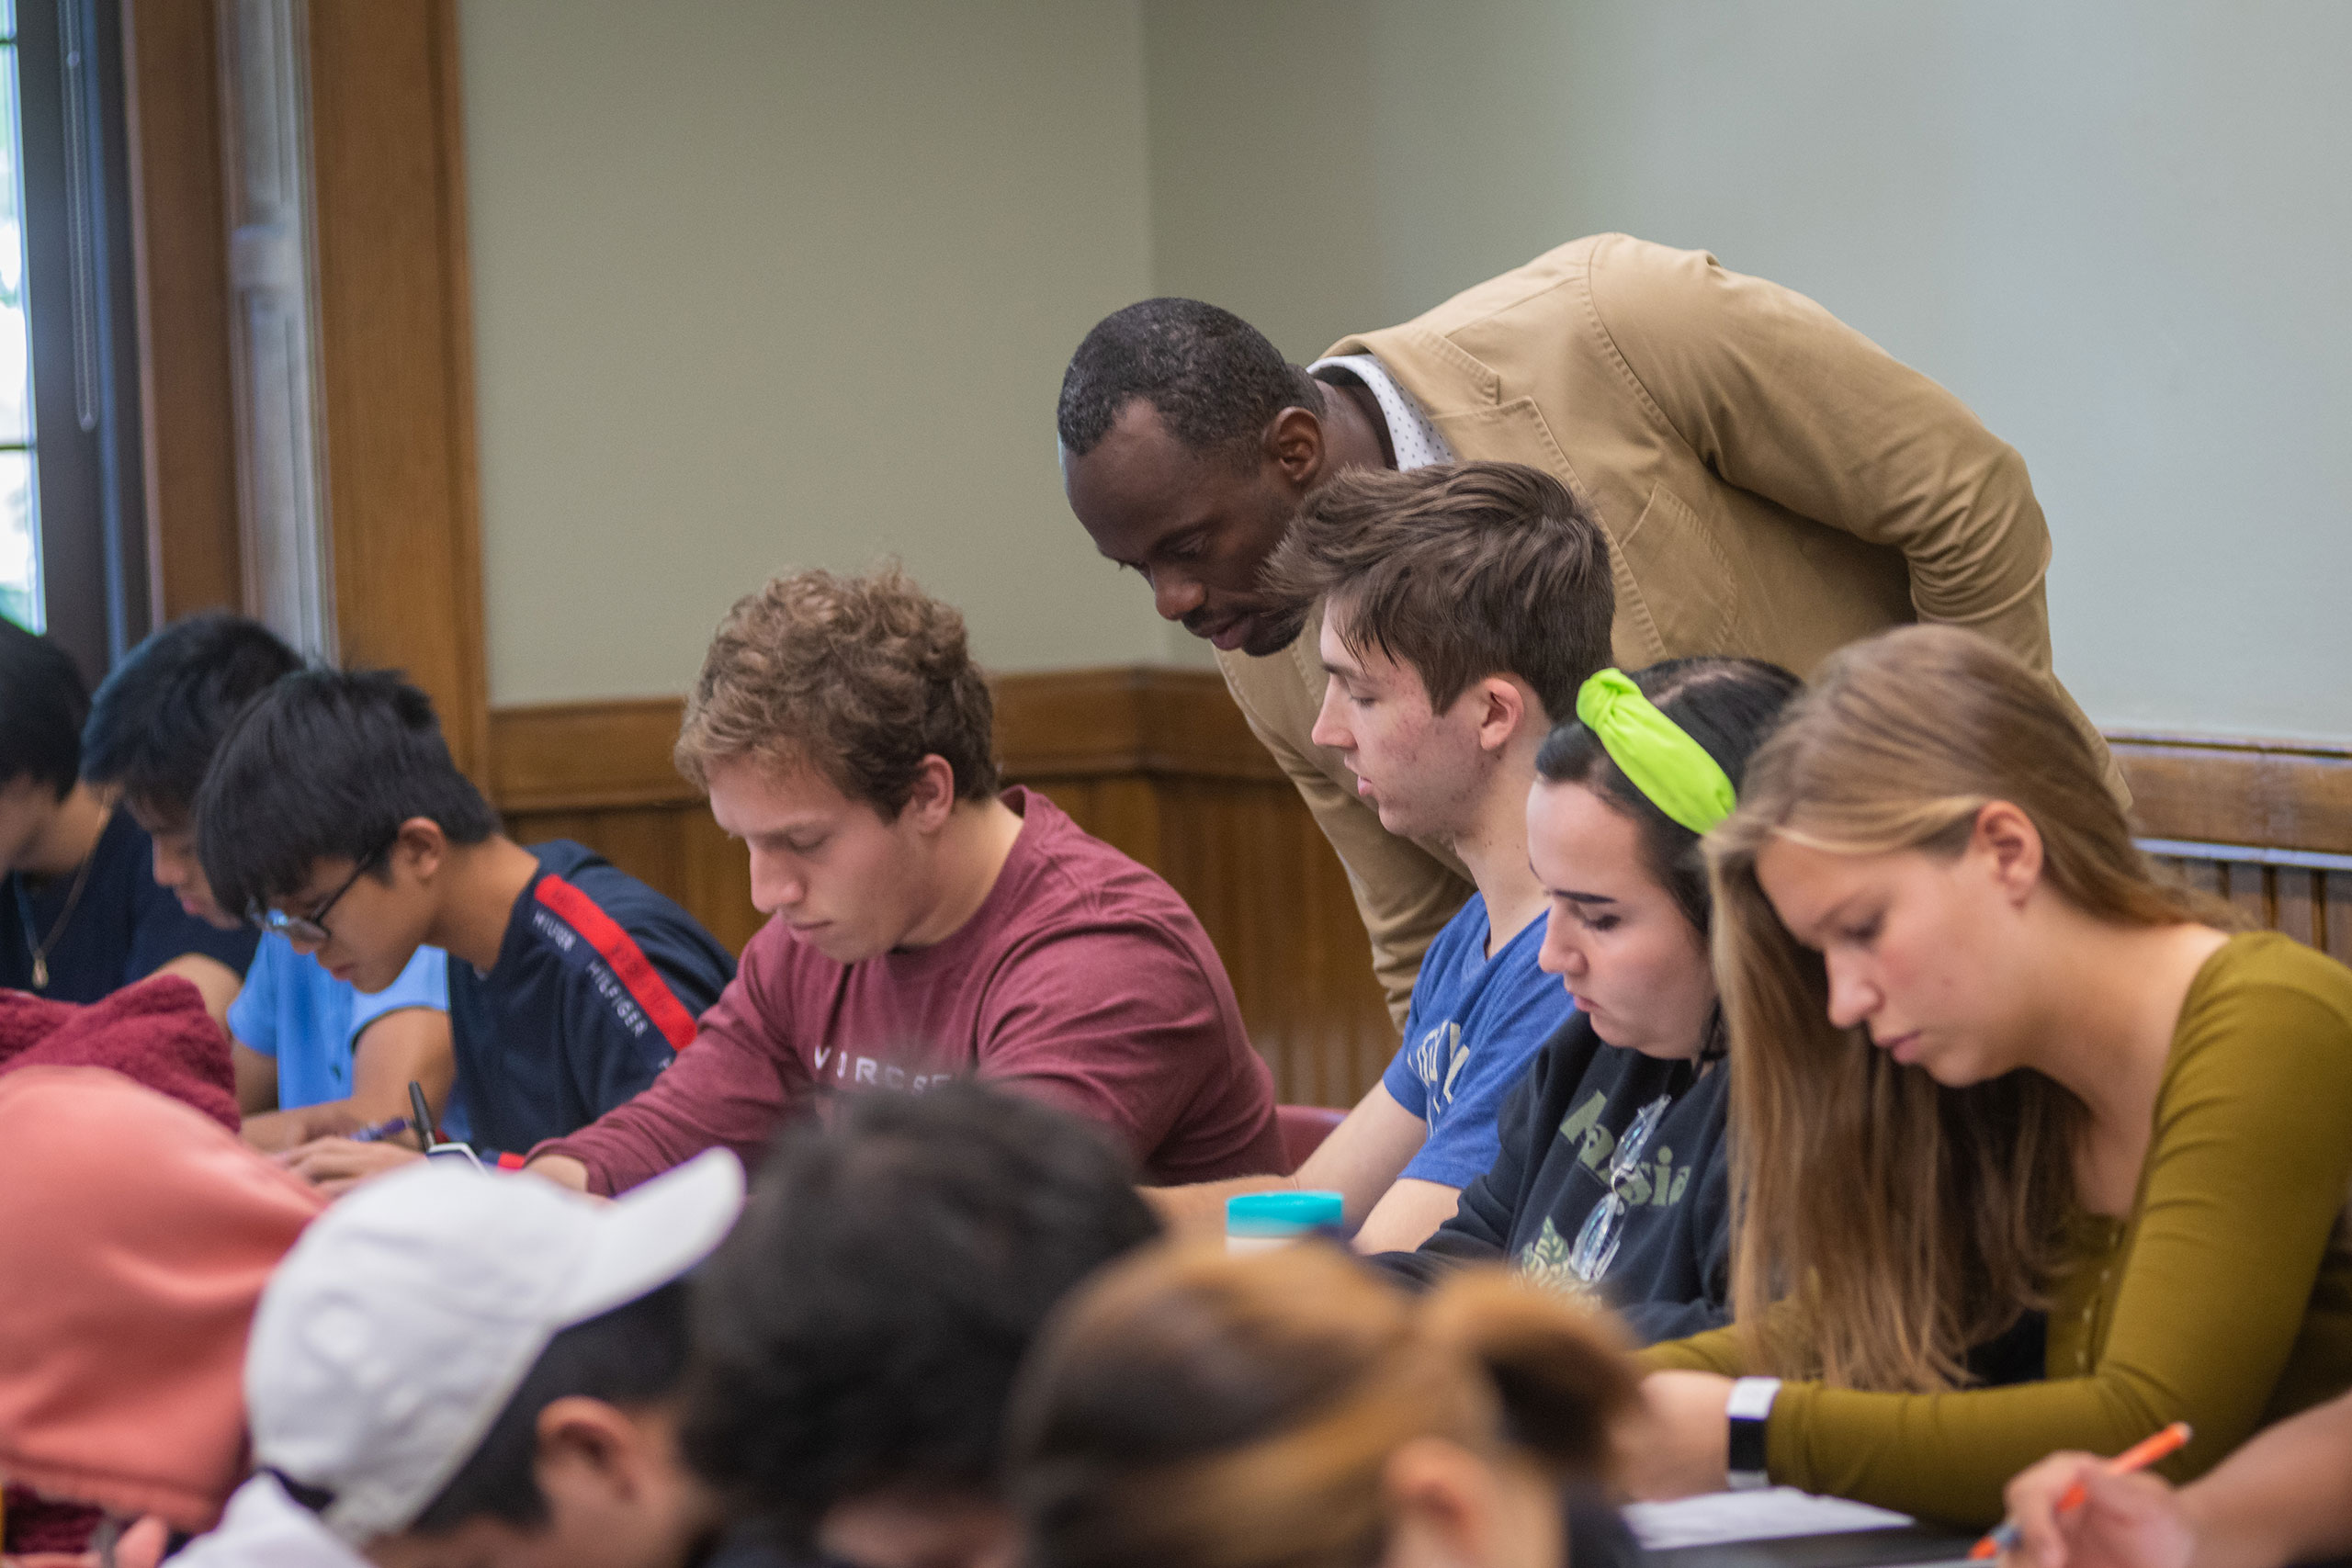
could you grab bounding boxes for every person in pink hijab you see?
[0,1065,325,1564]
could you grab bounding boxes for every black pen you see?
[408,1081,436,1154]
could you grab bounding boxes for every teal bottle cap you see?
[1226,1190,1345,1237]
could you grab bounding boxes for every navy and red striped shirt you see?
[446,841,734,1159]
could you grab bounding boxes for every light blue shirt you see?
[227,933,467,1140]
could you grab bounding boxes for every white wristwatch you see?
[1726,1375,1782,1491]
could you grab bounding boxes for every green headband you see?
[1574,668,1736,834]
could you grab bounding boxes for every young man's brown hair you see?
[674,565,1001,812]
[1260,461,1613,720]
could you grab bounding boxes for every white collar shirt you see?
[1307,353,1457,470]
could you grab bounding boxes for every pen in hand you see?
[1971,1421,2191,1560]
[407,1081,436,1155]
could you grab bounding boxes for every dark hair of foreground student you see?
[81,614,302,824]
[0,617,88,800]
[682,1082,1160,1550]
[194,667,499,918]
[1537,657,1804,939]
[1006,1244,1641,1568]
[398,1280,692,1532]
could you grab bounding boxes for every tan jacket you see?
[1217,233,2111,1031]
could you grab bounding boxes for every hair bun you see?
[1420,1270,1640,1473]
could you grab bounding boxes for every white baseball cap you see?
[243,1149,745,1545]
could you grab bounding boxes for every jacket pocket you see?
[1611,483,1741,660]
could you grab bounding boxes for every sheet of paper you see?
[1623,1488,1917,1551]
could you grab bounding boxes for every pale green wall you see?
[463,1,2352,737]
[460,0,1162,702]
[1142,0,2352,740]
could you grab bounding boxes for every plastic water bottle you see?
[1226,1190,1345,1255]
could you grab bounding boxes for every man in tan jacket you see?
[1058,233,2109,1030]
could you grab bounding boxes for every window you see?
[6,0,145,684]
[0,2,36,634]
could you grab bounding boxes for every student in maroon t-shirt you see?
[526,566,1284,1196]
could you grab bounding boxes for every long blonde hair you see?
[1005,1243,1639,1568]
[1708,626,2207,1392]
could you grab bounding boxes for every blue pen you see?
[349,1116,412,1145]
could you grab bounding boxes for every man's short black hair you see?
[82,613,302,824]
[409,1279,695,1534]
[683,1083,1160,1549]
[1057,298,1323,467]
[194,667,500,917]
[0,617,89,801]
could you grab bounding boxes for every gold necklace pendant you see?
[30,951,46,989]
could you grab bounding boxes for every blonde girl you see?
[1635,625,2352,1526]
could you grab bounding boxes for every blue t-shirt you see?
[226,932,469,1141]
[1,808,256,1001]
[447,840,734,1160]
[1380,894,1570,1189]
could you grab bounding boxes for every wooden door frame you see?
[121,0,488,775]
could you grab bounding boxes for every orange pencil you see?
[1969,1421,2191,1559]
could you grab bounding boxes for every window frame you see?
[13,0,147,688]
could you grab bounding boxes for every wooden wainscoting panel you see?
[2272,867,2320,949]
[2144,848,2352,966]
[1133,668,1287,782]
[991,666,1281,782]
[2224,860,2270,931]
[2124,729,2352,970]
[488,698,704,812]
[991,668,1152,776]
[2115,732,2352,855]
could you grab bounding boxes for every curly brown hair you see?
[674,565,1001,814]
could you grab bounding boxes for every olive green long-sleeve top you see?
[1643,931,2352,1526]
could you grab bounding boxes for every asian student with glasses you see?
[194,667,735,1192]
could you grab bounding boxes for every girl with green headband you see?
[1378,657,1798,1346]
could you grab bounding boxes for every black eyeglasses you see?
[248,835,396,944]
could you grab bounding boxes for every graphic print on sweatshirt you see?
[1518,1088,1698,1296]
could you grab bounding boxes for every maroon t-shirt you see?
[531,788,1284,1193]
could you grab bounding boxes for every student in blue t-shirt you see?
[1142,464,1614,1251]
[194,667,735,1190]
[0,620,255,1024]
[79,613,467,1148]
